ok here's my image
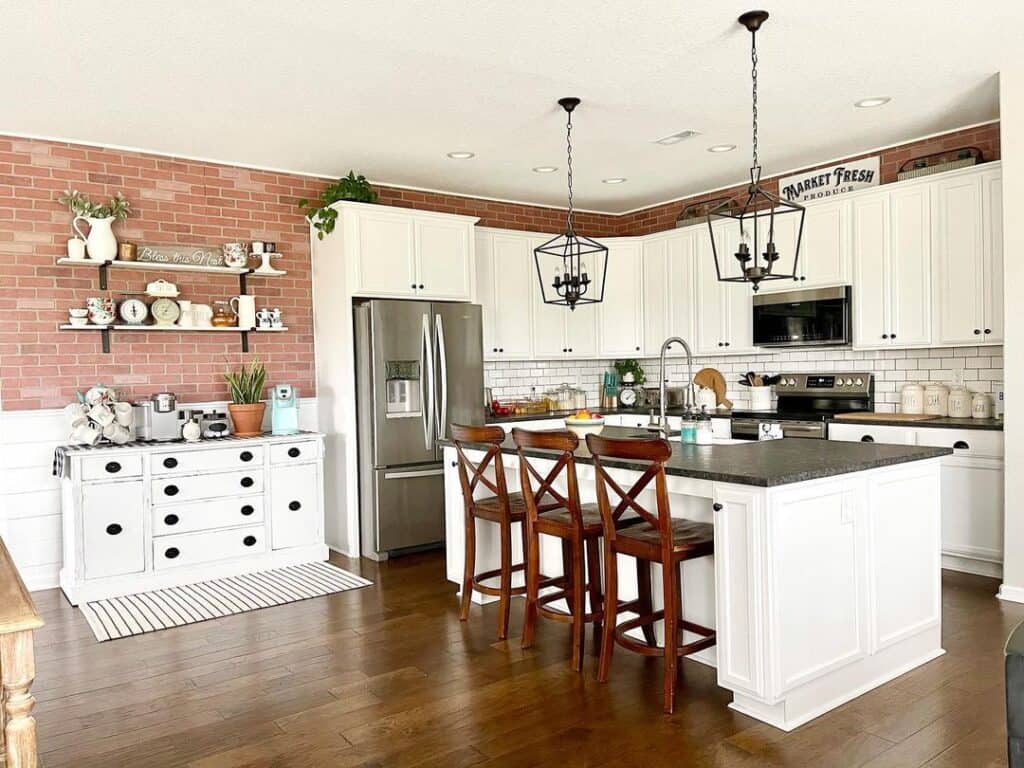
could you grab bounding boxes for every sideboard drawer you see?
[82,481,145,579]
[151,444,265,475]
[81,454,143,481]
[154,524,267,570]
[153,496,265,536]
[152,469,264,505]
[270,440,319,465]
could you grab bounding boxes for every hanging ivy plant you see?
[298,171,379,240]
[613,359,646,385]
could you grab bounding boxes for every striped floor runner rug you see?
[80,562,372,642]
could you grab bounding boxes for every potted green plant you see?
[613,359,646,386]
[58,189,133,261]
[298,171,379,240]
[224,358,267,437]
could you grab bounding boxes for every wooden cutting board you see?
[833,412,939,423]
[693,368,733,409]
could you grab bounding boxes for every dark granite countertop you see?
[830,415,1003,431]
[441,426,951,487]
[486,407,731,424]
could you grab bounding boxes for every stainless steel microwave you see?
[752,286,851,347]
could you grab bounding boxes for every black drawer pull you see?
[241,504,255,516]
[861,435,875,443]
[240,450,253,462]
[243,535,258,547]
[240,476,254,488]
[164,484,179,496]
[954,440,970,450]
[162,457,178,469]
[105,523,122,536]
[105,461,121,474]
[165,547,180,559]
[164,514,179,526]
[287,447,301,458]
[712,503,723,512]
[288,500,302,511]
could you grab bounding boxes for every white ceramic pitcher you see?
[72,216,118,261]
[230,295,256,329]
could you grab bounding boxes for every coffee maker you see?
[271,384,299,435]
[133,392,181,441]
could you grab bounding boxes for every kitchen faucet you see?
[658,336,696,434]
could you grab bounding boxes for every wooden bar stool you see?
[451,424,531,640]
[586,433,716,714]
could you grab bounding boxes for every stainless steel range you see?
[731,372,874,440]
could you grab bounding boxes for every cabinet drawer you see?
[154,524,266,570]
[828,423,917,445]
[271,463,322,550]
[270,440,319,465]
[153,496,265,536]
[152,445,264,475]
[82,481,145,579]
[915,428,1003,459]
[81,453,143,481]
[152,469,264,505]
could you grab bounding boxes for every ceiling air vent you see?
[653,129,701,146]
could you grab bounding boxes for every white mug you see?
[88,403,115,427]
[70,422,101,445]
[67,237,87,260]
[230,295,256,330]
[113,401,134,427]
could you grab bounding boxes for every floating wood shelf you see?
[58,324,288,353]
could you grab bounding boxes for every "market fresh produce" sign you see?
[778,156,879,202]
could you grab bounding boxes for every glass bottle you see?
[695,407,713,445]
[680,408,697,444]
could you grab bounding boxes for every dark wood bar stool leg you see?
[498,518,513,641]
[460,515,476,622]
[597,535,618,683]
[585,538,603,648]
[636,560,657,647]
[662,559,680,713]
[521,518,540,649]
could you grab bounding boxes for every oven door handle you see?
[781,422,825,437]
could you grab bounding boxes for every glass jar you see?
[680,413,697,444]
[695,409,713,445]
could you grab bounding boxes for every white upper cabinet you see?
[934,169,1003,345]
[476,230,535,360]
[345,203,477,301]
[598,239,644,357]
[800,200,851,289]
[694,221,757,355]
[642,236,669,356]
[642,229,697,357]
[851,194,889,347]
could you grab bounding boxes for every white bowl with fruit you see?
[564,410,605,438]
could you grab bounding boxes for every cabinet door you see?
[694,223,728,354]
[475,232,499,358]
[800,200,850,288]
[599,240,644,357]
[940,457,1004,565]
[531,236,568,358]
[666,231,697,352]
[720,224,756,354]
[935,175,985,344]
[851,194,890,348]
[565,303,599,358]
[983,173,1004,343]
[491,234,535,359]
[353,209,416,296]
[82,481,145,579]
[271,464,323,550]
[415,218,472,300]
[889,185,931,346]
[642,237,669,356]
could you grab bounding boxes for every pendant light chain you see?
[565,108,575,234]
[750,26,759,174]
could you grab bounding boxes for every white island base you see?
[443,445,944,731]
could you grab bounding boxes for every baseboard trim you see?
[942,553,1003,579]
[998,584,1024,604]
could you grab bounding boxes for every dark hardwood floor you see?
[28,553,1019,767]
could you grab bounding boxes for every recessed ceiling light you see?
[532,166,558,173]
[601,178,627,184]
[653,129,701,146]
[854,97,891,108]
[446,151,475,159]
[707,144,737,153]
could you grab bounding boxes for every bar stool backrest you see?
[511,428,582,530]
[451,424,511,512]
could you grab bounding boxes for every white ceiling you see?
[2,1,1011,213]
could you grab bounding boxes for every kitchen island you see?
[442,427,951,730]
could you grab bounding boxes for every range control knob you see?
[845,378,854,386]
[854,377,864,387]
[787,378,797,386]
[777,379,787,387]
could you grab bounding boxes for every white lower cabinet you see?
[82,481,145,579]
[271,463,323,550]
[155,524,267,571]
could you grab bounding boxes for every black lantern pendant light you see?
[534,97,608,311]
[707,10,805,292]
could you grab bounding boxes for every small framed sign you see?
[137,245,225,267]
[778,156,880,203]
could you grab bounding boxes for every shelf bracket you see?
[101,327,111,354]
[239,271,249,296]
[99,262,109,290]
[240,330,249,353]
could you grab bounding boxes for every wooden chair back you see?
[585,434,674,547]
[451,424,511,512]
[511,428,582,528]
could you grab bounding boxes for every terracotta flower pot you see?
[228,402,266,437]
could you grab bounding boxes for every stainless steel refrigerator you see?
[354,299,483,560]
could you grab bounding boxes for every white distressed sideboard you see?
[57,433,328,604]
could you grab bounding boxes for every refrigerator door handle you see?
[434,313,448,441]
[383,468,445,480]
[420,313,435,451]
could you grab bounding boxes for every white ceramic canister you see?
[923,382,949,416]
[900,383,925,415]
[947,386,972,418]
[972,392,993,419]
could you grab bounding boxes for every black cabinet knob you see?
[410,283,416,289]
[418,284,424,289]
[164,514,179,526]
[105,461,121,474]
[240,450,253,462]
[243,535,257,547]
[492,347,498,352]
[288,500,302,511]
[974,329,981,335]
[635,346,640,351]
[240,476,254,488]
[712,503,723,512]
[164,484,179,496]
[984,329,992,335]
[800,276,806,281]
[241,504,255,516]
[105,523,122,535]
[499,347,504,352]
[861,435,875,443]
[724,342,730,347]
[890,334,896,340]
[287,447,301,458]
[881,334,889,339]
[568,348,573,352]
[953,440,970,450]
[165,547,180,559]
[162,457,178,469]
[718,342,724,347]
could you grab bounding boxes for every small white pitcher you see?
[230,295,257,329]
[72,216,118,261]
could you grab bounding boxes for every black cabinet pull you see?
[953,440,970,450]
[861,435,875,443]
[492,347,498,352]
[105,461,121,474]
[800,275,806,281]
[635,346,640,351]
[105,523,122,535]
[974,329,981,335]
[712,503,723,512]
[240,476,254,488]
[718,342,724,347]
[890,334,896,340]
[243,535,258,546]
[164,484,179,496]
[568,348,573,352]
[165,547,180,559]
[241,504,255,516]
[725,342,730,347]
[288,500,302,511]
[162,457,178,469]
[418,284,424,289]
[984,328,992,335]
[287,447,301,458]
[240,450,253,462]
[164,514,179,526]
[410,283,416,289]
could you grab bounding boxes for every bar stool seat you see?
[615,519,714,559]
[536,503,603,534]
[471,491,527,522]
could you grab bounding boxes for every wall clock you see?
[118,297,149,325]
[151,298,181,326]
